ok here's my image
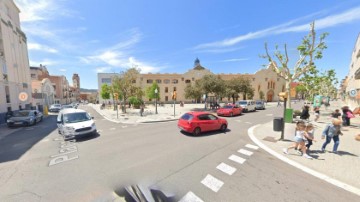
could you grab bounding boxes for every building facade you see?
[97,59,286,104]
[0,0,32,123]
[344,33,360,109]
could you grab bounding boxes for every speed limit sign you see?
[19,92,28,101]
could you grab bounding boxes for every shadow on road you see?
[181,129,231,137]
[0,115,58,163]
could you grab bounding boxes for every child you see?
[331,109,341,119]
[321,119,343,153]
[314,106,320,122]
[305,123,316,151]
[283,122,313,159]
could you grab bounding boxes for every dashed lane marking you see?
[238,149,253,156]
[179,191,204,202]
[216,163,237,175]
[229,155,246,164]
[245,144,259,150]
[201,174,224,193]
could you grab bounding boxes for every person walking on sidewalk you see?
[305,123,316,151]
[321,119,343,153]
[300,106,310,120]
[283,122,313,159]
[331,109,341,119]
[314,106,320,122]
[140,104,145,116]
[341,106,352,126]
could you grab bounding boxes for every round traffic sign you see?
[19,92,28,101]
[349,89,357,97]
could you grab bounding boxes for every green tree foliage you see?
[198,74,225,98]
[184,82,203,101]
[262,22,328,108]
[146,81,160,100]
[259,91,265,100]
[224,78,243,104]
[239,78,254,100]
[100,83,111,100]
[111,68,142,113]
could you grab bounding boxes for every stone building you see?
[0,0,32,123]
[97,59,286,104]
[344,33,360,109]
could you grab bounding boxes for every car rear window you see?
[181,113,193,121]
[238,101,247,105]
[256,101,263,104]
[223,105,233,109]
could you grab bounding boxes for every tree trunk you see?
[286,80,292,108]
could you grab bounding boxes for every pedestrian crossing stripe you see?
[245,144,259,150]
[238,149,253,156]
[229,154,246,164]
[201,174,224,192]
[179,191,204,202]
[216,163,237,175]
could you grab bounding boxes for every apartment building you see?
[0,0,32,124]
[97,58,286,104]
[344,33,360,109]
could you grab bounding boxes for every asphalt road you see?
[0,104,359,202]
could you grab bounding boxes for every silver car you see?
[255,100,266,110]
[7,110,43,127]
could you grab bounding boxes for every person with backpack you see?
[321,119,343,153]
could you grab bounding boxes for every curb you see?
[248,124,360,197]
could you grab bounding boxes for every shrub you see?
[129,97,143,109]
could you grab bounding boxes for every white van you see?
[237,100,256,112]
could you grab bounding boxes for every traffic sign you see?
[19,92,28,101]
[349,89,357,97]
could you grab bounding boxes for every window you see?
[172,79,178,84]
[147,79,153,84]
[253,78,255,81]
[165,96,168,101]
[156,79,162,84]
[173,87,177,91]
[192,78,195,81]
[101,78,111,84]
[181,78,184,81]
[185,79,191,83]
[165,87,168,93]
[23,83,28,88]
[31,74,36,79]
[164,79,170,84]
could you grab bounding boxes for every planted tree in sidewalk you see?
[146,81,160,103]
[262,22,328,108]
[184,82,203,102]
[112,68,142,113]
[239,78,254,100]
[100,83,111,102]
[224,78,242,104]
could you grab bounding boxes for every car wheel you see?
[193,127,201,136]
[220,124,227,132]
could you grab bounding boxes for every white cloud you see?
[59,69,66,72]
[128,57,160,73]
[221,58,249,62]
[95,67,112,73]
[195,6,360,50]
[29,59,57,67]
[28,43,58,53]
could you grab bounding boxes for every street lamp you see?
[155,88,158,114]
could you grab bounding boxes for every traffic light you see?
[172,91,177,100]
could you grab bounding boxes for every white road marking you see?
[229,155,246,164]
[216,163,237,175]
[245,144,259,150]
[179,191,204,202]
[238,149,253,156]
[201,174,224,192]
[245,122,252,124]
[121,125,128,128]
[248,125,360,197]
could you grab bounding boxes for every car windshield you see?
[181,113,193,121]
[238,101,247,105]
[223,105,233,109]
[63,112,91,123]
[52,104,61,108]
[13,111,30,117]
[62,105,73,108]
[256,101,263,104]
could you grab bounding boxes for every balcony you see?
[355,68,360,80]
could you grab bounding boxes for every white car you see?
[57,108,97,139]
[237,100,256,112]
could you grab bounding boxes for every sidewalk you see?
[251,100,360,196]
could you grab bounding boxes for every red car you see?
[216,104,243,117]
[178,112,228,135]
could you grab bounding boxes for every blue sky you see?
[14,0,360,89]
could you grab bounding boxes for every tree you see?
[184,82,203,102]
[100,83,111,101]
[262,22,328,108]
[146,81,160,101]
[239,78,254,100]
[224,78,243,104]
[112,68,142,113]
[198,74,225,99]
[259,90,265,100]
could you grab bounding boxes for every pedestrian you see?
[305,123,316,151]
[314,106,320,122]
[300,105,310,120]
[140,104,144,116]
[277,100,282,107]
[321,118,343,153]
[331,109,341,119]
[283,121,313,159]
[341,106,353,126]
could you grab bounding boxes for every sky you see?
[14,0,360,89]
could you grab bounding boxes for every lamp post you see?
[155,88,158,114]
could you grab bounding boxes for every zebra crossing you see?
[179,143,259,202]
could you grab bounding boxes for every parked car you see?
[57,108,97,139]
[178,112,228,136]
[7,110,43,127]
[237,100,256,112]
[49,104,62,112]
[216,104,243,116]
[255,100,266,110]
[61,104,74,110]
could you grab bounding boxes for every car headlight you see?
[7,120,13,123]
